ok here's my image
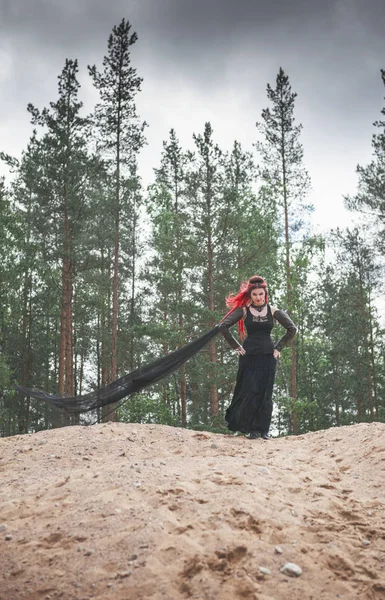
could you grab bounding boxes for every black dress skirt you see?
[225,353,276,433]
[225,305,277,434]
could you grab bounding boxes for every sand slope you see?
[1,422,385,600]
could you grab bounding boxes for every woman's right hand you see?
[236,346,246,356]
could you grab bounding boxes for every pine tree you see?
[7,135,41,431]
[255,67,311,432]
[0,176,21,435]
[186,123,225,418]
[146,129,190,424]
[333,229,380,421]
[89,18,146,421]
[27,58,91,404]
[315,229,384,426]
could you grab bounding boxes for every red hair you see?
[221,276,269,339]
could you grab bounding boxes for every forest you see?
[1,18,384,438]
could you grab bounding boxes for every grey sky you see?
[1,0,385,231]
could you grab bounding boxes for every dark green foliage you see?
[118,392,178,426]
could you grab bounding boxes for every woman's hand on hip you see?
[236,346,246,356]
[273,349,280,360]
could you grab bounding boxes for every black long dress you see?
[219,304,297,434]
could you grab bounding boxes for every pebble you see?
[116,570,132,579]
[211,443,218,449]
[274,546,283,554]
[5,534,13,541]
[280,562,302,577]
[362,539,370,547]
[258,466,270,476]
[0,524,7,532]
[259,567,271,575]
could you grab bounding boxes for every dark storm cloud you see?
[0,0,370,74]
[0,0,338,91]
[1,0,384,127]
[2,0,336,46]
[2,0,385,230]
[2,0,385,93]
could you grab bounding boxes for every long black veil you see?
[16,326,220,415]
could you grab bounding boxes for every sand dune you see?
[1,422,385,599]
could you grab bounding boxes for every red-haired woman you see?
[218,276,297,439]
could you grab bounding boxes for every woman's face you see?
[250,287,266,306]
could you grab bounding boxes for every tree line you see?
[1,18,384,437]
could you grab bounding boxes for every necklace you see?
[251,303,266,313]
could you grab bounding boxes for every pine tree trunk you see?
[162,311,169,406]
[175,174,187,426]
[334,361,341,427]
[178,305,187,426]
[207,226,218,417]
[26,289,33,431]
[129,203,136,372]
[100,246,109,391]
[358,265,373,419]
[58,199,73,427]
[20,267,32,432]
[180,366,187,426]
[355,358,363,420]
[96,313,102,424]
[282,158,298,433]
[58,272,67,395]
[368,294,379,419]
[65,279,73,397]
[107,145,120,423]
[20,191,33,433]
[179,293,187,427]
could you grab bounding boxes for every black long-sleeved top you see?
[218,304,297,354]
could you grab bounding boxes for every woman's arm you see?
[273,309,297,352]
[217,307,244,350]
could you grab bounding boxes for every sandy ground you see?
[1,422,385,600]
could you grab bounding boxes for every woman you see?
[218,275,297,439]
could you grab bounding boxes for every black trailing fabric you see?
[16,326,220,415]
[225,354,277,434]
